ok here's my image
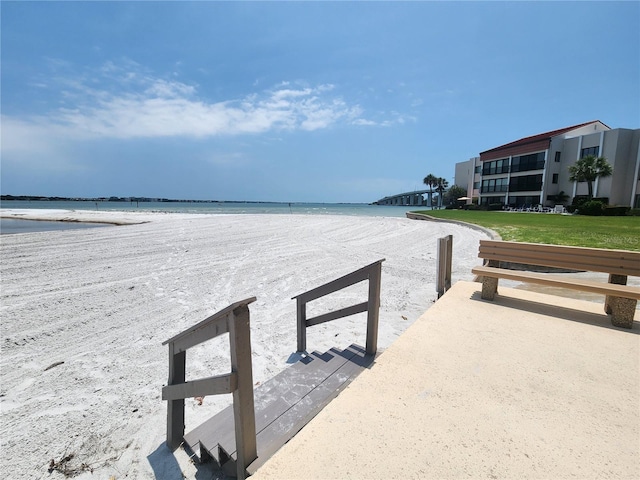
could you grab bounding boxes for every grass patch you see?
[413,210,640,251]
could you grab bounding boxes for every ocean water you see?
[0,218,110,235]
[0,200,417,217]
[0,200,420,234]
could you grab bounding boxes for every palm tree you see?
[444,184,467,206]
[423,174,438,209]
[435,177,449,209]
[568,155,613,199]
[554,190,570,205]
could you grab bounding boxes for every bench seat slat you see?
[472,266,640,300]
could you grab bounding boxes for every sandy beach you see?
[0,210,487,479]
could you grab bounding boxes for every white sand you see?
[0,209,487,479]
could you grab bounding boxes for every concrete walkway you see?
[252,281,639,480]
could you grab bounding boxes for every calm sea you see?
[0,200,418,234]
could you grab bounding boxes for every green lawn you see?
[413,209,640,251]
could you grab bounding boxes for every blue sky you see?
[2,1,638,203]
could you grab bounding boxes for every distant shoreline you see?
[0,195,371,205]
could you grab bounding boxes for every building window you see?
[481,177,508,193]
[480,196,505,206]
[580,146,599,158]
[509,174,543,192]
[473,181,480,189]
[554,151,561,163]
[475,165,481,173]
[552,173,559,184]
[482,158,510,176]
[509,196,539,208]
[511,152,545,173]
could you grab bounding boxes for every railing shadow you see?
[147,443,227,480]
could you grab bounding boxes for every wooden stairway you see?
[184,343,376,476]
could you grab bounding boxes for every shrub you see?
[603,206,630,216]
[488,203,503,211]
[572,196,589,207]
[628,208,640,216]
[572,196,609,207]
[578,200,605,216]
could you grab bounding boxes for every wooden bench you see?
[471,240,640,328]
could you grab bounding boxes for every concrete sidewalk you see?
[252,281,639,480]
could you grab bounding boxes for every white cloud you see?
[206,152,250,167]
[353,119,377,126]
[144,79,196,98]
[3,62,383,145]
[2,61,419,170]
[0,117,87,172]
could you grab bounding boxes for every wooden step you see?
[183,343,375,476]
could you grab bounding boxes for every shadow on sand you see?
[147,442,227,480]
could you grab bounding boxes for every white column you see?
[505,156,512,205]
[631,145,640,207]
[573,136,583,197]
[539,150,549,204]
[594,131,605,197]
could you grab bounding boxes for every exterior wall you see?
[454,157,480,202]
[454,160,471,195]
[601,129,640,206]
[543,135,567,202]
[563,128,639,205]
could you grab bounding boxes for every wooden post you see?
[437,235,453,298]
[437,236,445,298]
[445,235,453,292]
[366,261,382,356]
[229,305,258,480]
[166,343,186,450]
[296,298,307,353]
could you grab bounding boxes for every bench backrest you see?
[478,240,640,277]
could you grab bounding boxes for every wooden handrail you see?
[293,259,384,355]
[162,297,257,480]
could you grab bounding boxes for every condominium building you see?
[455,121,640,208]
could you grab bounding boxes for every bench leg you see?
[605,274,627,314]
[481,277,498,300]
[609,297,636,329]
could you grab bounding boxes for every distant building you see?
[454,156,481,202]
[455,121,640,208]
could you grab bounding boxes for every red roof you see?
[480,121,609,159]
